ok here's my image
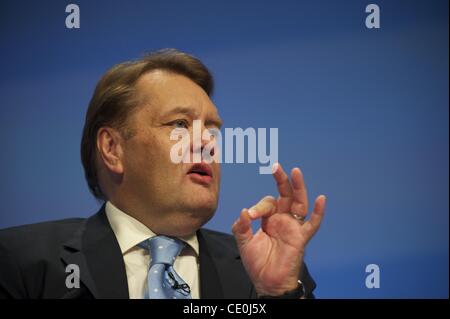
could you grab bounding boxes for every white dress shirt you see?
[105,201,200,299]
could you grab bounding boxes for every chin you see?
[169,210,215,237]
[182,200,217,227]
[182,188,218,210]
[188,201,217,221]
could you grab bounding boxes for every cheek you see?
[123,133,159,170]
[135,133,180,175]
[215,164,221,179]
[213,164,221,188]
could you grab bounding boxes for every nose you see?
[190,121,217,160]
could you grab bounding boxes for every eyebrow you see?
[162,106,197,118]
[162,106,223,128]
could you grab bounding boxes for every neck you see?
[106,197,205,237]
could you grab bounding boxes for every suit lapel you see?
[60,205,129,299]
[198,230,255,299]
[197,230,224,298]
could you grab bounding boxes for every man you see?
[0,49,326,299]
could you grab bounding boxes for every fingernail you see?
[272,162,279,174]
[248,209,257,218]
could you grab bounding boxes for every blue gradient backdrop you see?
[0,0,448,298]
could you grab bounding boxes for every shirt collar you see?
[105,201,199,256]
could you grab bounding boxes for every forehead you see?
[135,70,219,119]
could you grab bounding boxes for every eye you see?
[206,126,220,135]
[172,119,189,129]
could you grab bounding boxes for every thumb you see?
[232,208,254,248]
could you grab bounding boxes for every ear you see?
[96,127,125,175]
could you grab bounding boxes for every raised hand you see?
[232,163,326,296]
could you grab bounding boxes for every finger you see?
[248,196,277,220]
[272,162,293,213]
[232,208,254,247]
[303,195,326,239]
[290,167,308,218]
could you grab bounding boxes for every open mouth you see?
[187,163,213,184]
[187,163,213,177]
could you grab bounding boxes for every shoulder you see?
[0,218,85,240]
[0,218,85,235]
[0,218,88,298]
[0,218,85,258]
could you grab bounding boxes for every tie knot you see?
[139,235,185,266]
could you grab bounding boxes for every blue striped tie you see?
[139,235,192,299]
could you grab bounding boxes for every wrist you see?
[257,280,305,299]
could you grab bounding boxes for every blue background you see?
[0,0,448,298]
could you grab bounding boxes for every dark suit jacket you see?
[0,206,316,299]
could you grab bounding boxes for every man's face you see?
[120,70,222,236]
